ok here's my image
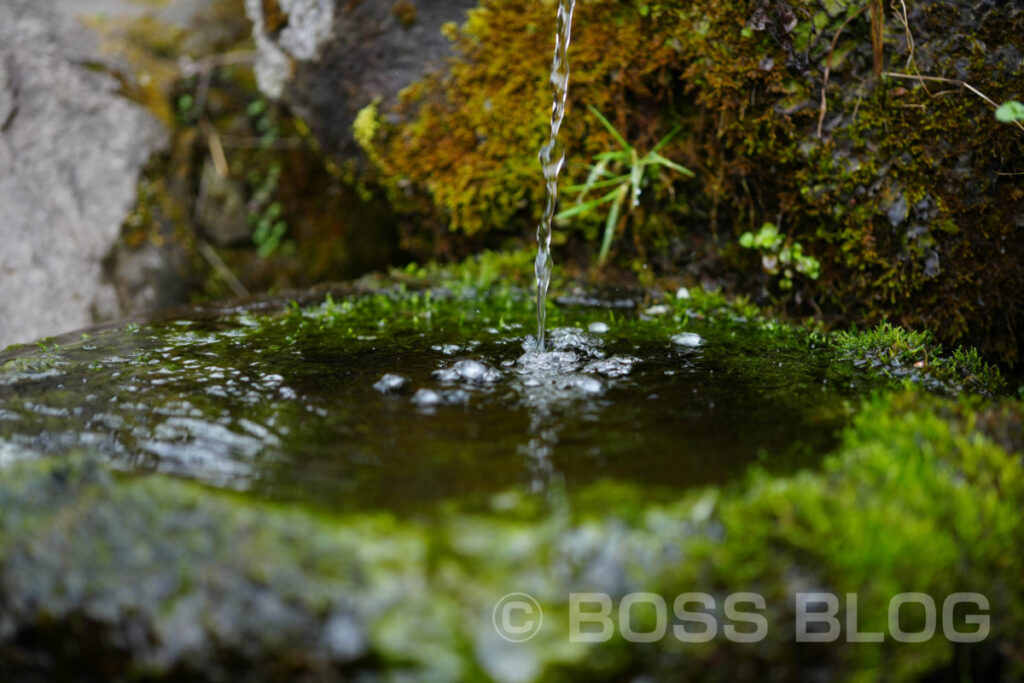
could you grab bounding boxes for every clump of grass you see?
[834,321,1005,396]
[556,105,693,265]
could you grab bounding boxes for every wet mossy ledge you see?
[0,392,1021,681]
[0,252,1008,402]
[0,265,1019,680]
[356,0,1024,364]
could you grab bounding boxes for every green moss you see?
[1,390,1021,679]
[834,321,1006,396]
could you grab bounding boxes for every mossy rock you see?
[358,0,1024,364]
[1,391,1022,680]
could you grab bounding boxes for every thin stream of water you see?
[535,0,576,352]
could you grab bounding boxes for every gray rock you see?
[0,1,167,349]
[106,241,191,316]
[886,193,908,227]
[0,57,14,130]
[244,0,478,157]
[197,160,252,247]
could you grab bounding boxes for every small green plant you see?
[556,106,693,265]
[247,162,288,258]
[738,222,821,290]
[995,100,1024,123]
[833,321,1005,395]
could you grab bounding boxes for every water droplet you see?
[587,322,610,334]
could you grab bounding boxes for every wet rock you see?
[0,457,409,681]
[1,390,1021,683]
[106,241,191,316]
[197,160,252,247]
[244,0,478,158]
[0,1,167,349]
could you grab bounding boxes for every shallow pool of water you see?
[0,288,867,512]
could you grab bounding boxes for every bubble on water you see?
[548,327,602,354]
[564,375,603,395]
[445,389,471,404]
[435,359,502,385]
[671,332,704,347]
[432,367,460,382]
[453,359,488,382]
[516,349,580,377]
[587,321,610,334]
[432,344,462,355]
[373,374,408,394]
[583,355,638,378]
[411,388,442,407]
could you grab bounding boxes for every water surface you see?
[0,289,864,513]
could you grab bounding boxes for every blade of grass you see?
[649,125,682,155]
[587,105,631,150]
[593,151,631,162]
[598,185,628,264]
[646,152,694,176]
[562,175,631,194]
[554,187,620,220]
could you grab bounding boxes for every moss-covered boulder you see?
[0,392,1022,680]
[352,0,1024,364]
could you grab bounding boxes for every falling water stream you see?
[534,0,576,352]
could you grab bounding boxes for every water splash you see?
[535,0,576,352]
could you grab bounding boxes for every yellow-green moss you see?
[362,0,1024,363]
